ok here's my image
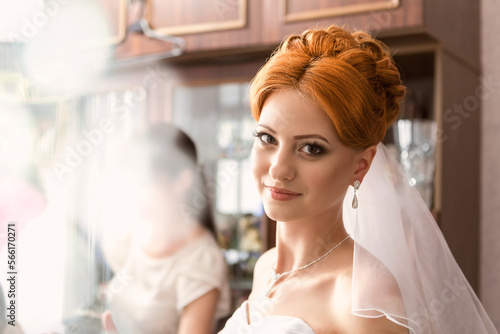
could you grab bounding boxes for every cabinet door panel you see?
[99,0,127,45]
[147,0,246,35]
[282,0,400,23]
[115,0,263,58]
[262,0,424,46]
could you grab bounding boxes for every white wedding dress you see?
[219,300,316,334]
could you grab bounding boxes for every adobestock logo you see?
[100,268,133,301]
[408,275,469,333]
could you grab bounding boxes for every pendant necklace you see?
[264,234,351,297]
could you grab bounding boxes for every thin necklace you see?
[264,234,351,297]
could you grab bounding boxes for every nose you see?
[268,147,295,182]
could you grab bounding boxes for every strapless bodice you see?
[219,300,316,333]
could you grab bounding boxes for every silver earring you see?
[352,180,360,209]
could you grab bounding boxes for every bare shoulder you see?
[325,247,409,334]
[321,272,408,334]
[248,247,276,300]
[254,247,276,275]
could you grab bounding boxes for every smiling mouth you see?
[265,186,300,195]
[265,186,301,201]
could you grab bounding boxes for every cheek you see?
[250,146,266,187]
[306,162,350,203]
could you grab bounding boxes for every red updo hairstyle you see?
[249,25,406,149]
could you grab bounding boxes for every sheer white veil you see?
[342,143,497,333]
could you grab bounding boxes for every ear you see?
[351,145,377,185]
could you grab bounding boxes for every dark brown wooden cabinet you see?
[114,0,478,70]
[116,0,425,58]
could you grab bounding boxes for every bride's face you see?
[251,89,359,223]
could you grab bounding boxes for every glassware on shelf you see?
[392,119,437,209]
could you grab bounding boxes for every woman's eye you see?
[252,131,276,145]
[300,143,323,155]
[261,134,276,144]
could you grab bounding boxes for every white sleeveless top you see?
[107,232,231,334]
[219,300,316,334]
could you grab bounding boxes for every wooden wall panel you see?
[439,50,481,291]
[424,0,480,69]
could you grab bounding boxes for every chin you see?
[262,201,299,223]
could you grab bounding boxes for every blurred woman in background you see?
[101,123,230,334]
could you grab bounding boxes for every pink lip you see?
[265,186,301,201]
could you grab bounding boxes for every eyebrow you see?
[256,124,331,144]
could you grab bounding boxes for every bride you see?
[219,25,497,333]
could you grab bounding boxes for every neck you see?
[142,223,206,258]
[274,206,349,274]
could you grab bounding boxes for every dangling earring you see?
[352,180,360,209]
